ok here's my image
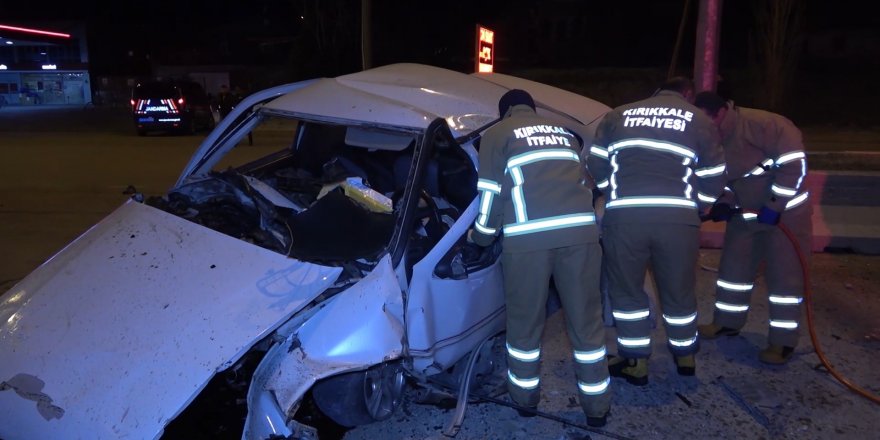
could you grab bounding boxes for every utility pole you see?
[361,0,373,70]
[668,0,692,79]
[693,0,722,92]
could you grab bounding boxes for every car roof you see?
[179,64,612,183]
[472,72,611,128]
[260,63,610,138]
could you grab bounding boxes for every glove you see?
[757,206,781,225]
[706,202,734,222]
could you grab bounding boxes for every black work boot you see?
[515,405,538,418]
[607,356,648,386]
[675,354,696,376]
[586,411,609,427]
[758,345,795,365]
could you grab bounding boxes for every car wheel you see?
[311,363,406,428]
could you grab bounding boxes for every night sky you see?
[3,0,877,76]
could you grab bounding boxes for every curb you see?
[700,170,880,255]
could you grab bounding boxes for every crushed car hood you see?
[0,200,342,440]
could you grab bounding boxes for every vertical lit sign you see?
[476,25,494,73]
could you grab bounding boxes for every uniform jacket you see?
[472,104,599,252]
[716,104,810,215]
[587,90,727,225]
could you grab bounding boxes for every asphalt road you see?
[1,105,879,440]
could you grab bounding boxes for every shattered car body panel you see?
[0,63,612,440]
[0,201,341,440]
[244,255,404,439]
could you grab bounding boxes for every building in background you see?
[0,22,91,106]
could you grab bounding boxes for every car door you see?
[403,119,505,376]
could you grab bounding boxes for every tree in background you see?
[750,0,804,111]
[288,0,361,79]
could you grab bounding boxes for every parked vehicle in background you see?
[131,79,215,136]
[0,63,611,440]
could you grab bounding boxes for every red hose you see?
[778,222,880,405]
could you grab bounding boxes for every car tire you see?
[311,362,406,428]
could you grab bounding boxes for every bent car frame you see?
[0,63,610,439]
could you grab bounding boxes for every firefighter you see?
[694,91,813,365]
[586,77,727,385]
[470,89,610,427]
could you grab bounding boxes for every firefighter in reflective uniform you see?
[470,89,610,427]
[694,91,812,365]
[586,77,727,385]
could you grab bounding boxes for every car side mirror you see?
[434,236,501,280]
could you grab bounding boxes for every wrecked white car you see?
[0,63,610,439]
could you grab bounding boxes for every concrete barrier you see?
[700,170,880,254]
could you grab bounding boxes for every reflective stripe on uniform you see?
[605,197,697,209]
[663,312,697,326]
[715,301,749,312]
[612,309,650,321]
[682,164,694,199]
[474,222,496,235]
[574,347,607,364]
[669,333,698,347]
[509,166,527,223]
[770,320,798,329]
[743,158,775,178]
[506,343,540,362]
[769,295,803,305]
[717,279,754,291]
[785,192,809,210]
[475,191,497,234]
[738,191,810,222]
[503,213,595,237]
[508,370,540,389]
[776,151,806,165]
[695,163,726,177]
[578,377,610,395]
[477,178,502,194]
[772,183,798,197]
[617,336,651,348]
[596,179,609,189]
[590,145,609,159]
[698,192,718,203]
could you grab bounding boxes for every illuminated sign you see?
[41,64,57,70]
[0,24,71,38]
[476,25,494,73]
[146,106,170,112]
